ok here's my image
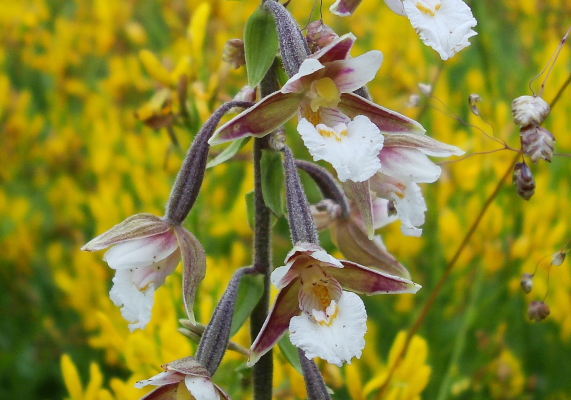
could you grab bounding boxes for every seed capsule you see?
[306,21,339,53]
[468,94,482,116]
[527,301,550,322]
[520,273,533,294]
[512,95,550,127]
[512,162,535,200]
[520,125,555,164]
[552,251,566,266]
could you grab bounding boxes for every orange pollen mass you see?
[312,283,332,310]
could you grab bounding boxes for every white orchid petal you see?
[271,265,297,289]
[103,231,178,270]
[298,116,384,183]
[384,0,407,15]
[379,147,441,183]
[282,59,325,93]
[329,0,363,16]
[110,269,155,331]
[326,51,384,93]
[310,249,345,268]
[289,292,367,367]
[185,376,220,400]
[403,0,477,60]
[318,107,351,126]
[392,182,427,237]
[134,371,183,389]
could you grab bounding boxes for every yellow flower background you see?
[1,0,571,399]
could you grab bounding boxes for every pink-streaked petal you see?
[330,0,364,16]
[339,93,426,134]
[325,51,383,93]
[281,58,325,93]
[298,271,342,314]
[109,269,155,331]
[383,132,464,157]
[249,279,302,366]
[138,384,178,400]
[175,226,206,323]
[311,33,356,64]
[290,292,367,367]
[379,147,441,183]
[135,371,184,389]
[82,213,171,251]
[103,230,178,270]
[328,261,421,295]
[271,265,299,289]
[384,0,407,15]
[131,249,180,290]
[403,0,477,60]
[317,107,351,126]
[185,376,220,400]
[329,217,410,279]
[209,92,301,145]
[342,180,374,239]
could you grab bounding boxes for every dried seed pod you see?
[306,20,339,53]
[222,38,245,69]
[527,301,550,322]
[520,125,555,164]
[512,95,550,127]
[520,273,533,294]
[552,251,566,266]
[512,162,535,200]
[468,93,482,116]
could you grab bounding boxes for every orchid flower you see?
[135,357,229,400]
[208,33,424,146]
[249,243,421,367]
[82,213,205,331]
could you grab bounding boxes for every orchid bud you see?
[310,199,342,230]
[263,0,310,77]
[222,38,246,69]
[229,85,257,113]
[520,125,555,164]
[527,301,550,322]
[512,162,535,200]
[306,21,339,53]
[552,251,566,266]
[512,95,550,127]
[520,273,533,294]
[468,93,482,116]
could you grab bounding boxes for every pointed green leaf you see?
[207,137,250,169]
[278,333,302,374]
[261,149,285,217]
[230,274,264,337]
[245,190,255,230]
[244,7,278,87]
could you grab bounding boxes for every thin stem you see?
[374,152,519,399]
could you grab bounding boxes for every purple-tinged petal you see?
[330,217,410,279]
[317,107,351,126]
[342,180,374,239]
[339,93,426,134]
[329,0,364,16]
[311,33,356,63]
[383,133,464,157]
[327,261,421,295]
[379,147,441,183]
[175,226,206,323]
[325,51,383,93]
[281,59,325,93]
[135,371,184,389]
[384,0,407,15]
[82,213,171,251]
[138,384,178,400]
[249,279,302,366]
[209,92,301,145]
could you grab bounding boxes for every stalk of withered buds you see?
[164,100,255,225]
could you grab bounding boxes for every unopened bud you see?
[222,39,245,69]
[269,127,286,152]
[520,125,555,164]
[306,21,339,53]
[468,94,482,116]
[520,273,533,294]
[418,83,432,96]
[512,162,535,200]
[406,94,420,108]
[552,251,566,266]
[512,95,550,127]
[229,85,257,113]
[527,301,550,322]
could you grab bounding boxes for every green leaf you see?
[278,334,302,374]
[245,190,255,230]
[207,137,250,169]
[261,150,285,217]
[230,274,264,337]
[244,7,278,87]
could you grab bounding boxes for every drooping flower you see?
[82,213,205,331]
[208,33,424,146]
[382,0,477,60]
[249,243,421,367]
[135,357,229,400]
